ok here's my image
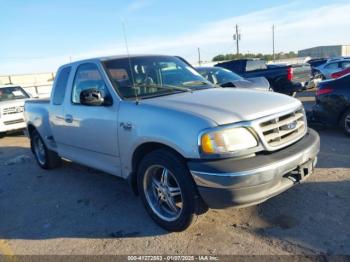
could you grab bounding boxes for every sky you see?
[1,0,350,74]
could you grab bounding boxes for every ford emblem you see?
[281,121,297,131]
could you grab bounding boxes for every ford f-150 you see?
[25,55,320,231]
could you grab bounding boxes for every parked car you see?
[25,55,320,231]
[0,85,30,136]
[215,59,302,96]
[196,66,270,91]
[312,74,350,135]
[331,67,350,79]
[313,58,350,79]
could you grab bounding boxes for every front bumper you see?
[188,128,320,209]
[0,120,26,133]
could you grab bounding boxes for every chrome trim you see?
[197,106,307,158]
[255,107,307,150]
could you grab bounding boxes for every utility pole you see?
[197,47,201,66]
[272,24,276,62]
[233,24,241,56]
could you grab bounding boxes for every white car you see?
[0,85,30,136]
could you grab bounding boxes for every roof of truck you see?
[59,54,177,69]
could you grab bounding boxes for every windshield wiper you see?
[182,80,212,87]
[135,83,193,93]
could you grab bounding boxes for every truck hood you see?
[143,88,302,125]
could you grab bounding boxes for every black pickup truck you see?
[215,59,302,96]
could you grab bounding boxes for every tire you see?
[137,149,203,231]
[341,109,350,137]
[30,130,61,169]
[0,132,5,138]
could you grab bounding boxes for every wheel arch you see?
[27,123,36,136]
[27,123,37,153]
[129,142,187,195]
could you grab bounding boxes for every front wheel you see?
[137,149,203,231]
[341,109,350,136]
[30,130,61,169]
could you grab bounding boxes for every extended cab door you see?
[49,66,72,149]
[56,62,121,176]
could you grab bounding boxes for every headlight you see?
[200,127,258,155]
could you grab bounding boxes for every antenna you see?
[121,20,139,103]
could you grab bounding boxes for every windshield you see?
[197,67,244,85]
[0,86,29,102]
[103,56,213,99]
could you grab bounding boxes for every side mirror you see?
[80,88,112,106]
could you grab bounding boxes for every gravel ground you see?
[0,91,349,256]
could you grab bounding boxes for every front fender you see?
[117,101,216,178]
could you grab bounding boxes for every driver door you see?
[58,62,121,176]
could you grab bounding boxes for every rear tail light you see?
[287,67,294,81]
[316,87,333,96]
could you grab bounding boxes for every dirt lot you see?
[0,91,349,256]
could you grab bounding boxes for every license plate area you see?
[287,158,315,182]
[298,159,314,181]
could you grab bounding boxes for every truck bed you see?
[25,98,50,104]
[24,99,52,145]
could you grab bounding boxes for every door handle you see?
[64,114,73,123]
[120,122,132,130]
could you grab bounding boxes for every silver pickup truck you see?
[25,55,320,231]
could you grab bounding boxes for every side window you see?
[246,60,267,72]
[72,63,109,104]
[325,63,339,70]
[341,61,350,69]
[52,66,71,105]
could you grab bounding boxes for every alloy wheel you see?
[33,135,46,166]
[143,165,183,222]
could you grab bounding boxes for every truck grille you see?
[3,119,25,125]
[2,106,24,115]
[259,108,306,148]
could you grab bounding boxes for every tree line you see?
[212,51,298,62]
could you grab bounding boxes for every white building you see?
[298,45,350,58]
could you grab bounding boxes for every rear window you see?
[246,60,267,71]
[324,63,339,70]
[53,67,71,105]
